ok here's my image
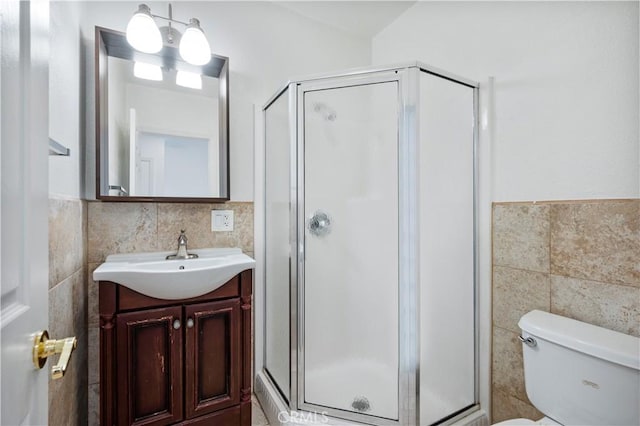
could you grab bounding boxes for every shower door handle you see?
[307,210,332,237]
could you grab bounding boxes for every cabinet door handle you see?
[186,318,194,328]
[173,319,181,330]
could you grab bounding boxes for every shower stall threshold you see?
[255,370,489,426]
[256,371,367,426]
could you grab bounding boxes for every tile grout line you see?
[548,273,640,290]
[492,198,639,206]
[492,264,549,275]
[492,264,639,290]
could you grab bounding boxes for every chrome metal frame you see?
[400,67,420,425]
[263,61,478,109]
[261,63,481,426]
[288,83,299,406]
[472,85,481,407]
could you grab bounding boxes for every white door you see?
[0,1,50,424]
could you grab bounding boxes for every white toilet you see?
[494,310,640,426]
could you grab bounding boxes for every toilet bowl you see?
[495,418,559,426]
[492,310,640,426]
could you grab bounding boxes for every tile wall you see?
[86,201,254,425]
[48,197,88,425]
[491,199,639,422]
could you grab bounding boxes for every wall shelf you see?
[49,138,70,156]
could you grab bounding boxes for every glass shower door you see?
[300,80,399,421]
[264,89,292,401]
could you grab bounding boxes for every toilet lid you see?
[493,419,536,426]
[493,417,561,426]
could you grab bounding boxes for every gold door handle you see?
[32,330,77,379]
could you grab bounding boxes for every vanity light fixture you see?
[133,62,163,81]
[125,3,212,66]
[176,70,202,90]
[179,19,211,66]
[126,4,162,53]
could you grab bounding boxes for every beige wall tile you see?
[88,383,100,426]
[88,327,100,386]
[492,199,639,423]
[492,388,543,423]
[49,277,73,337]
[492,326,528,402]
[84,200,254,422]
[551,275,640,337]
[550,201,640,287]
[88,262,100,328]
[224,202,254,254]
[493,204,550,273]
[48,269,88,426]
[157,202,254,254]
[493,266,550,333]
[49,268,87,351]
[49,198,86,289]
[87,202,158,263]
[157,203,217,250]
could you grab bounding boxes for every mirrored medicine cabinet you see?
[95,27,229,202]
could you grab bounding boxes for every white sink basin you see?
[93,248,255,300]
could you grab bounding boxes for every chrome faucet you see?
[166,230,199,260]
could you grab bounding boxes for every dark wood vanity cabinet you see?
[99,270,253,426]
[116,306,184,425]
[185,299,241,418]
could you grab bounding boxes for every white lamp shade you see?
[179,21,211,65]
[126,7,162,53]
[176,71,202,89]
[133,62,163,81]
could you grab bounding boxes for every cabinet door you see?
[185,299,241,418]
[116,306,183,426]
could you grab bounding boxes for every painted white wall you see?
[126,83,218,142]
[81,1,370,201]
[126,81,219,195]
[373,1,640,202]
[371,2,639,420]
[49,1,84,198]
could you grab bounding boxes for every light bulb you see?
[126,4,162,53]
[133,62,163,81]
[176,71,202,89]
[179,18,211,66]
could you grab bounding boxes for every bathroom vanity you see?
[95,249,255,426]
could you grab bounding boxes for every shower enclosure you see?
[258,63,479,425]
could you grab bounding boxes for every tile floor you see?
[252,395,270,425]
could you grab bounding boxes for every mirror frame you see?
[95,26,230,202]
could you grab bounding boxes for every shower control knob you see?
[307,210,332,237]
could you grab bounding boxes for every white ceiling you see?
[274,1,417,39]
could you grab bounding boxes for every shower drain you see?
[351,396,371,412]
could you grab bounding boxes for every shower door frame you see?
[294,68,417,426]
[262,63,480,426]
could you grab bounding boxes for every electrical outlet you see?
[211,210,234,232]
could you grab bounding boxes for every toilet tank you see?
[518,310,640,426]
